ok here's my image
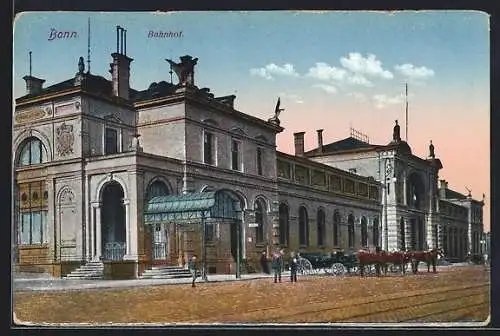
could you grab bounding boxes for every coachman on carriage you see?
[295,247,444,277]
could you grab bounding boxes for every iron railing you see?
[103,242,126,261]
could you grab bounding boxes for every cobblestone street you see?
[13,265,489,325]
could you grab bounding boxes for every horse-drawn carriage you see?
[294,248,444,277]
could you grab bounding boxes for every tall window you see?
[347,214,355,248]
[278,203,289,246]
[105,128,118,154]
[333,211,341,246]
[400,218,406,250]
[360,217,368,247]
[204,131,215,165]
[256,147,263,175]
[372,218,379,247]
[146,180,170,201]
[255,199,265,243]
[317,209,325,247]
[17,137,47,166]
[231,139,241,171]
[299,206,309,246]
[18,181,48,245]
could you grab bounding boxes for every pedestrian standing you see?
[290,251,298,283]
[188,255,198,287]
[271,250,283,283]
[260,251,270,274]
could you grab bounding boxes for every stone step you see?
[140,273,193,279]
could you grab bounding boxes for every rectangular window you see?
[204,132,214,165]
[231,139,241,171]
[21,213,30,245]
[19,210,47,245]
[256,147,263,175]
[205,223,214,241]
[31,211,42,244]
[105,128,118,154]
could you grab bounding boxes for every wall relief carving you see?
[58,187,75,205]
[14,108,46,124]
[56,122,75,156]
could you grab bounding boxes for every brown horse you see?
[382,251,411,275]
[408,248,444,274]
[357,249,385,276]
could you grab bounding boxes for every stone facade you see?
[12,49,484,279]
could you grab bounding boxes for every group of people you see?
[186,249,301,288]
[260,249,299,283]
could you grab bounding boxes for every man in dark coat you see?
[289,251,298,283]
[260,251,270,274]
[271,250,283,283]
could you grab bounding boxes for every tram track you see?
[255,284,488,323]
[180,282,488,323]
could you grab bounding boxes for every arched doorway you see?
[101,182,126,260]
[347,214,355,249]
[145,180,170,264]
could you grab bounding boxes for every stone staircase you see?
[140,265,193,279]
[63,261,104,280]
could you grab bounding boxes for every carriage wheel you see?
[331,263,346,276]
[368,264,377,275]
[297,258,313,275]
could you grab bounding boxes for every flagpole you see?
[405,83,408,142]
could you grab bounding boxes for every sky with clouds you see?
[13,11,490,230]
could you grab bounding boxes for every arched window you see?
[278,203,289,246]
[333,210,341,246]
[372,217,379,248]
[17,137,48,167]
[317,209,325,247]
[299,206,309,246]
[360,216,368,247]
[255,199,265,243]
[400,218,406,250]
[146,180,170,201]
[347,214,355,248]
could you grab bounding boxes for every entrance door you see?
[152,223,168,264]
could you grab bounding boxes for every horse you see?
[408,248,444,274]
[383,251,411,275]
[357,248,391,276]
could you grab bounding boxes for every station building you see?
[12,28,484,278]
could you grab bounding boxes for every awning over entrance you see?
[144,190,241,224]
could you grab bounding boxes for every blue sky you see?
[13,11,491,230]
[14,11,489,98]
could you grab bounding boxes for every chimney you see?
[294,132,305,156]
[109,26,133,100]
[23,75,45,95]
[439,179,448,199]
[317,129,324,153]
